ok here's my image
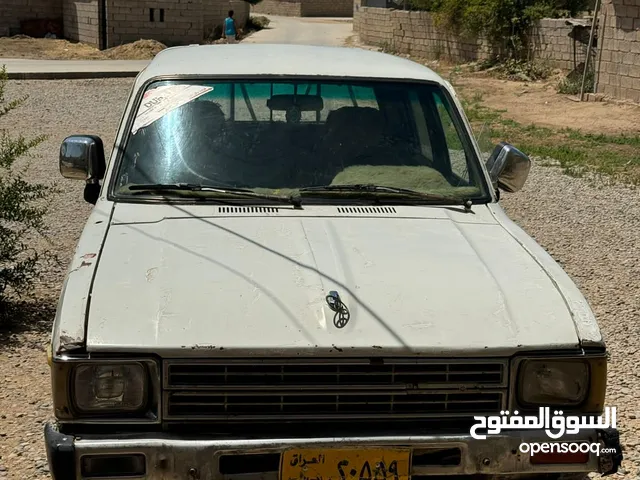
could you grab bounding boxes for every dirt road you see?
[243,15,353,46]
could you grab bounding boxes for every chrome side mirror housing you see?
[59,135,106,205]
[486,142,531,193]
[60,135,106,181]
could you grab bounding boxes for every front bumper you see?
[45,423,623,480]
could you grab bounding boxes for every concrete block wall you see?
[63,0,99,46]
[105,0,203,47]
[355,3,640,103]
[354,7,591,67]
[596,0,640,103]
[0,0,63,37]
[301,0,353,17]
[530,18,588,71]
[203,0,249,38]
[253,0,353,17]
[354,6,393,48]
[252,0,302,16]
[354,7,492,63]
[3,0,250,46]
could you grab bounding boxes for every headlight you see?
[518,359,589,407]
[74,363,147,413]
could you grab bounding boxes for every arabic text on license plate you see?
[280,448,411,480]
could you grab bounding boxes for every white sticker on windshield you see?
[131,84,214,135]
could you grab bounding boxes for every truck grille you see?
[163,358,507,421]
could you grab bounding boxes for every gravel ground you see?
[0,79,639,479]
[0,79,131,480]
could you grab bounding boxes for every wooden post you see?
[594,8,607,94]
[580,0,601,101]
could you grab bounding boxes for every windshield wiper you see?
[124,183,301,206]
[128,183,254,193]
[299,184,472,207]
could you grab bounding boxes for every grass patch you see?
[557,69,594,95]
[563,130,640,147]
[455,86,640,184]
[478,58,553,82]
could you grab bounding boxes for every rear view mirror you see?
[59,135,106,204]
[267,94,324,112]
[486,142,531,193]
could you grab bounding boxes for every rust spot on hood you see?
[58,333,84,353]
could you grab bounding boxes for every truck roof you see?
[138,44,445,85]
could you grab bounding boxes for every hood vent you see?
[218,206,279,214]
[337,206,397,215]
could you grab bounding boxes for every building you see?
[0,0,250,49]
[252,0,353,17]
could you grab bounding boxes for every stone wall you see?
[596,0,640,103]
[0,0,63,37]
[253,0,353,17]
[63,0,99,46]
[252,0,302,16]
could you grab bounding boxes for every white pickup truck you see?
[45,44,622,480]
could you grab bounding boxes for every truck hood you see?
[87,204,580,356]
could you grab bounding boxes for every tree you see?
[0,65,50,304]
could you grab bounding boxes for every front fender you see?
[488,203,604,349]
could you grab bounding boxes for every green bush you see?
[0,65,50,303]
[491,58,552,81]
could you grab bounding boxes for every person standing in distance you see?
[224,10,238,44]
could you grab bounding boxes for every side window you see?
[433,93,469,182]
[198,83,232,119]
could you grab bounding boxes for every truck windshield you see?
[113,79,490,203]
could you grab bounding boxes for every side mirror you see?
[59,135,106,205]
[485,142,531,193]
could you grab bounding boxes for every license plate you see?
[280,448,411,480]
